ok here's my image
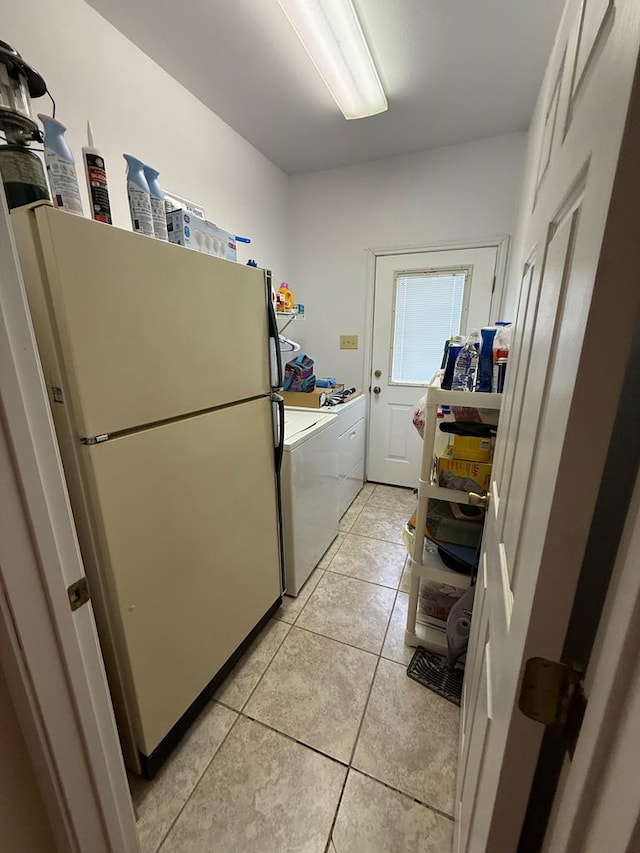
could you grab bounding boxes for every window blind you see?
[391,271,467,384]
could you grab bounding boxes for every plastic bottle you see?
[476,327,497,392]
[451,330,480,392]
[143,164,168,241]
[38,115,83,215]
[82,122,111,224]
[123,154,153,237]
[441,335,465,390]
[492,323,513,392]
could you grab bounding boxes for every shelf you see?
[409,556,471,589]
[423,371,503,409]
[405,620,448,654]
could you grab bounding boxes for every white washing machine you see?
[282,410,339,596]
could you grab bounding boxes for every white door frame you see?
[362,236,510,479]
[0,188,140,852]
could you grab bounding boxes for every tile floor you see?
[130,483,459,853]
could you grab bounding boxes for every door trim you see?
[363,236,510,479]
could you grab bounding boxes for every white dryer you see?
[281,410,339,596]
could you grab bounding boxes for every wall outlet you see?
[340,335,359,350]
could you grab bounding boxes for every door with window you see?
[367,247,498,487]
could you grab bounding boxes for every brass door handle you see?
[469,492,490,508]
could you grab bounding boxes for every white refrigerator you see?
[12,203,285,777]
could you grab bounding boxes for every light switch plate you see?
[340,335,359,350]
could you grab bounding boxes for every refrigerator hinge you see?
[67,577,90,612]
[82,434,110,445]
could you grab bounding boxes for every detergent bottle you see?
[278,282,295,311]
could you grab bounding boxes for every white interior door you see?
[457,1,640,849]
[367,247,498,487]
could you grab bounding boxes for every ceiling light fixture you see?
[277,0,388,120]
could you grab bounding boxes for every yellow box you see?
[451,434,492,463]
[437,448,492,492]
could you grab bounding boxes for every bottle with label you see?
[476,327,497,392]
[38,114,83,215]
[451,330,480,391]
[82,122,111,224]
[143,164,168,241]
[492,323,513,391]
[123,154,153,237]
[441,335,465,390]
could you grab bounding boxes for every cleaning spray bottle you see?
[38,115,83,215]
[123,154,153,237]
[82,122,111,224]
[143,163,168,240]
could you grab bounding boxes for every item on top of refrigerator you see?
[476,326,498,391]
[325,387,357,406]
[281,387,329,408]
[123,154,154,236]
[39,114,83,215]
[451,329,480,392]
[316,377,338,388]
[441,335,465,390]
[82,122,111,224]
[166,208,237,261]
[235,234,251,244]
[0,41,50,210]
[247,258,258,267]
[143,164,168,241]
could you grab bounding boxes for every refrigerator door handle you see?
[267,299,284,391]
[272,393,285,473]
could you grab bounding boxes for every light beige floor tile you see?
[160,717,345,853]
[133,701,237,853]
[297,572,395,654]
[275,568,324,624]
[360,482,376,498]
[244,627,377,763]
[317,533,346,569]
[214,619,290,711]
[352,658,459,815]
[368,484,417,514]
[332,770,453,853]
[400,565,412,592]
[381,592,414,666]
[328,534,406,588]
[339,503,362,532]
[350,504,408,545]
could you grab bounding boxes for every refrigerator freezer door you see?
[82,397,281,757]
[13,205,271,438]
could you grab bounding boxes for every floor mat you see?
[407,648,464,706]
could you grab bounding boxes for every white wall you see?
[0,664,56,852]
[4,0,290,282]
[287,132,527,388]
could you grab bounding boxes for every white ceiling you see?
[86,0,565,175]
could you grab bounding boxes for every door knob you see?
[469,491,490,508]
[374,369,382,377]
[373,386,381,395]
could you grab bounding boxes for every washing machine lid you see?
[284,410,336,450]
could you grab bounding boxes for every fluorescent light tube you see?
[277,0,388,120]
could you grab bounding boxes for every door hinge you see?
[67,577,90,612]
[519,657,586,759]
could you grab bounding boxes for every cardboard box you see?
[451,434,492,463]
[166,209,237,261]
[281,384,350,408]
[437,447,492,492]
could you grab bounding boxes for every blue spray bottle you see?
[143,164,168,241]
[38,115,83,215]
[123,154,154,237]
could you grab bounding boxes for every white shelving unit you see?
[405,374,503,654]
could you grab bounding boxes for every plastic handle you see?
[267,298,283,390]
[273,394,285,473]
